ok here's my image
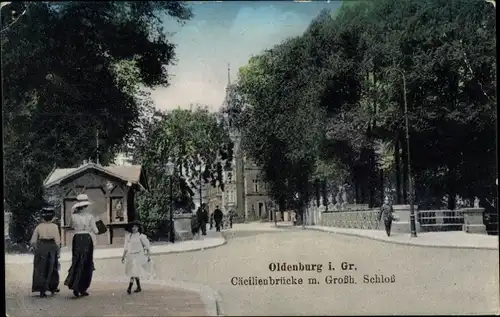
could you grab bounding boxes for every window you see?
[111,198,125,223]
[253,179,259,193]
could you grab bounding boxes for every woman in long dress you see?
[64,194,99,297]
[121,220,153,294]
[30,206,61,297]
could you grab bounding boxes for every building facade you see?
[204,64,274,221]
[205,156,274,222]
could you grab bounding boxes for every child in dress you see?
[121,220,153,294]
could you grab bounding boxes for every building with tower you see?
[205,64,275,222]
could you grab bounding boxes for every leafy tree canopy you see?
[2,1,193,242]
[229,0,496,210]
[131,107,233,239]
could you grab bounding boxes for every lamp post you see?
[165,160,175,243]
[199,164,203,210]
[387,68,417,238]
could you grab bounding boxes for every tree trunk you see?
[447,171,457,210]
[315,179,321,207]
[368,151,376,208]
[360,174,366,204]
[354,176,360,204]
[321,180,328,207]
[278,198,285,213]
[394,132,402,204]
[379,169,384,206]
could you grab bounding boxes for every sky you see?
[150,1,342,112]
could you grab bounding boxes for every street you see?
[7,226,498,316]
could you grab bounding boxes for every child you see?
[121,220,154,294]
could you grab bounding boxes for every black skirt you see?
[32,239,60,293]
[64,233,94,292]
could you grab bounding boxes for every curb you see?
[95,277,222,316]
[5,236,228,264]
[277,225,498,251]
[163,236,228,255]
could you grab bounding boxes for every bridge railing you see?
[418,210,464,232]
[309,205,469,233]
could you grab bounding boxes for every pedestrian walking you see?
[197,205,208,236]
[378,196,397,237]
[229,210,233,229]
[30,206,61,297]
[209,213,214,230]
[214,205,223,232]
[121,220,154,294]
[191,211,200,239]
[64,194,100,298]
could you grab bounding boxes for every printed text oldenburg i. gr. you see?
[267,261,359,273]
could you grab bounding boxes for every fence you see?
[309,205,467,233]
[418,210,464,232]
[317,209,380,229]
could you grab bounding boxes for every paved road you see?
[6,281,206,316]
[7,225,500,315]
[100,227,500,315]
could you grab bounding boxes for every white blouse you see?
[71,212,99,235]
[124,233,151,254]
[30,222,61,245]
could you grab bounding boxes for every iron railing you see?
[418,210,464,232]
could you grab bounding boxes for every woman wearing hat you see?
[30,206,61,297]
[64,194,99,297]
[121,220,153,294]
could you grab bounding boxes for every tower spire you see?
[227,63,231,86]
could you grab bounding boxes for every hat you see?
[41,206,55,217]
[125,220,142,233]
[71,194,93,212]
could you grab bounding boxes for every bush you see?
[5,239,31,254]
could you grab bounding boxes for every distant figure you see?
[209,213,214,230]
[213,206,223,232]
[197,204,208,236]
[191,212,200,238]
[30,206,61,297]
[378,196,395,237]
[203,205,209,232]
[229,211,233,228]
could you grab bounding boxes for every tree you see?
[232,34,328,216]
[232,0,496,212]
[2,1,193,242]
[130,107,233,239]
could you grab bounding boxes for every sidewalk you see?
[6,281,209,317]
[277,224,498,250]
[5,231,226,264]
